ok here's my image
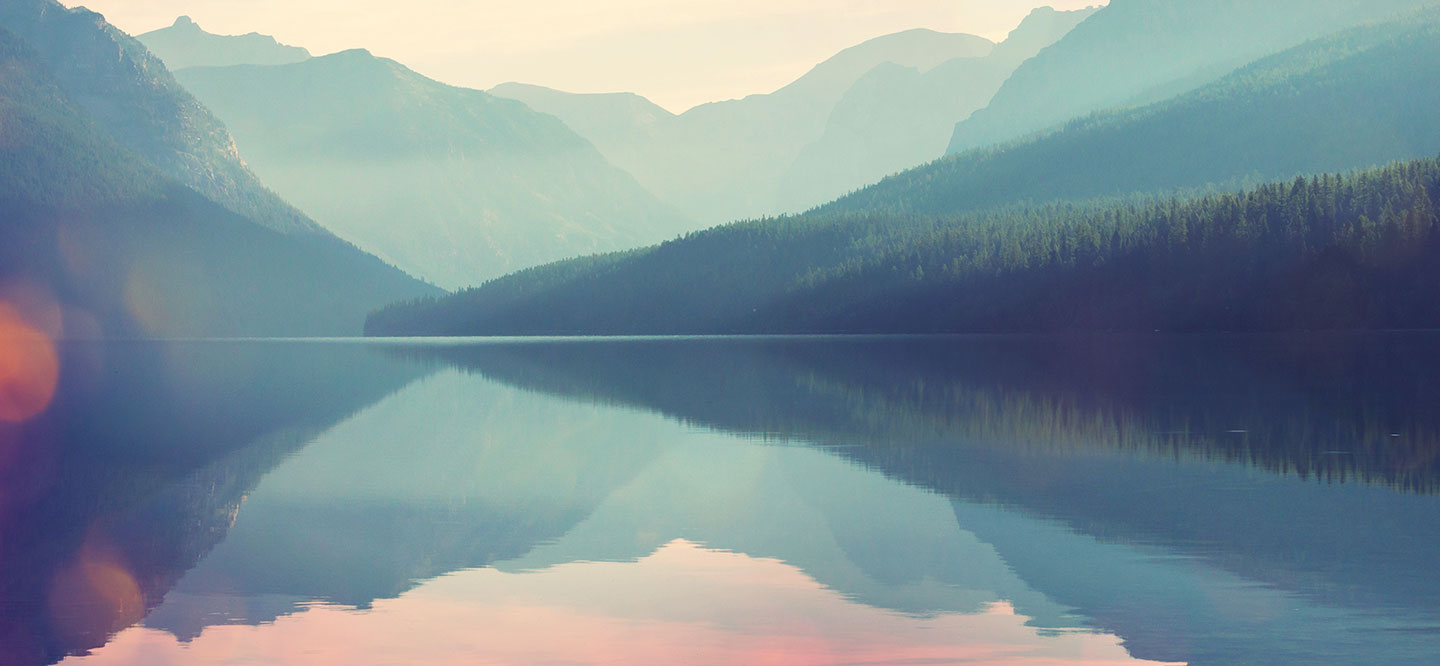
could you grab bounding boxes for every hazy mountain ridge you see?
[362,5,1440,339]
[176,48,687,290]
[492,29,997,224]
[363,9,1440,336]
[0,0,321,234]
[947,0,1439,155]
[774,6,1099,212]
[829,7,1440,217]
[138,15,311,70]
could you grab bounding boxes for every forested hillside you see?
[367,156,1440,336]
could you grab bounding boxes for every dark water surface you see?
[3,335,1439,665]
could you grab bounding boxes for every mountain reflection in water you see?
[2,335,1436,665]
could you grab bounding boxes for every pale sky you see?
[62,0,1106,112]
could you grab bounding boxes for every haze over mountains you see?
[946,0,1439,154]
[146,20,684,290]
[0,0,432,337]
[11,0,1440,340]
[369,4,1440,337]
[831,8,1440,215]
[493,27,1002,223]
[773,5,1098,212]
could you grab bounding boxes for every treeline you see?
[367,155,1440,336]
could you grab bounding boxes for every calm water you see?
[2,335,1439,665]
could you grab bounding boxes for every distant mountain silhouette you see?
[138,16,311,70]
[834,7,1440,216]
[493,29,995,224]
[947,0,1437,155]
[177,50,686,289]
[775,6,1098,212]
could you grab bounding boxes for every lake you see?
[2,334,1438,665]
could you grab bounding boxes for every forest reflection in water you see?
[2,334,1438,665]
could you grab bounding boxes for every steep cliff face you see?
[0,0,320,234]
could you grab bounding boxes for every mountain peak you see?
[331,47,374,59]
[138,16,311,70]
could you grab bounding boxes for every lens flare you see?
[0,304,60,422]
[47,541,146,650]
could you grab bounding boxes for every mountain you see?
[398,337,1440,666]
[0,0,317,234]
[0,341,427,662]
[365,10,1440,337]
[0,16,433,337]
[487,83,676,181]
[175,51,685,290]
[137,15,311,70]
[365,156,1440,335]
[947,0,1438,155]
[492,29,995,224]
[774,6,1098,212]
[832,8,1440,216]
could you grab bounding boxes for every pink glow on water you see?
[64,540,1181,666]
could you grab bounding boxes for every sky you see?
[61,0,1106,113]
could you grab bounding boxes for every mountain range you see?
[493,26,1003,223]
[831,7,1440,215]
[367,5,1440,336]
[946,0,1439,154]
[10,0,1440,339]
[772,5,1098,212]
[150,21,685,290]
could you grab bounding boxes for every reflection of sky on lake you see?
[69,541,1173,666]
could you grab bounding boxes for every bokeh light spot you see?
[0,304,60,422]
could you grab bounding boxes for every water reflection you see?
[76,542,1172,666]
[4,335,1439,665]
[0,341,427,664]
